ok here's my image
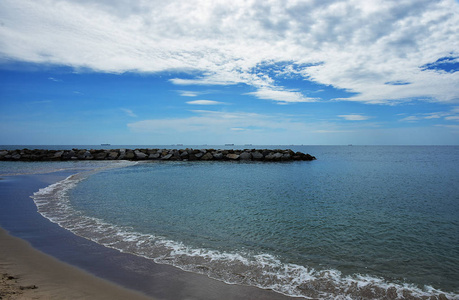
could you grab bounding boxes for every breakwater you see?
[0,148,316,162]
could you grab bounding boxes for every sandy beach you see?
[0,227,153,300]
[0,171,295,300]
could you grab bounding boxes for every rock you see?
[212,152,223,160]
[118,149,126,160]
[149,153,160,159]
[134,150,147,159]
[108,151,119,159]
[438,294,449,300]
[20,285,38,290]
[251,151,263,160]
[0,148,316,162]
[282,153,291,160]
[201,152,213,160]
[172,150,181,160]
[94,152,107,160]
[125,151,135,159]
[161,153,173,160]
[226,153,239,160]
[273,152,283,160]
[239,152,252,160]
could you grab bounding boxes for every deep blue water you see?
[2,145,458,299]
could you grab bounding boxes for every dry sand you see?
[0,227,153,300]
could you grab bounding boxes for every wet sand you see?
[0,227,153,300]
[0,171,295,300]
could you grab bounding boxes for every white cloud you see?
[338,114,371,121]
[178,90,199,97]
[121,108,137,117]
[48,77,62,82]
[186,100,225,105]
[246,87,317,103]
[399,107,459,122]
[399,116,421,122]
[0,0,458,104]
[127,110,309,134]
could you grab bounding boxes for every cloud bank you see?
[0,0,458,104]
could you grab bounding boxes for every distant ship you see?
[225,143,234,146]
[101,143,111,146]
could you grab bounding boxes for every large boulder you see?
[252,151,263,160]
[226,153,239,160]
[94,152,107,160]
[239,152,252,160]
[118,149,126,160]
[161,153,173,160]
[125,151,135,159]
[212,152,223,160]
[135,150,147,159]
[201,152,213,160]
[149,153,161,159]
[108,151,119,160]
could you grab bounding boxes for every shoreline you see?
[0,171,296,300]
[0,227,153,300]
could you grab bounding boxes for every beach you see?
[0,171,296,300]
[0,227,153,300]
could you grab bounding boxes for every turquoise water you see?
[21,146,459,298]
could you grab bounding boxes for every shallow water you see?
[16,145,459,299]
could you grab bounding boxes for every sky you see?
[0,0,458,145]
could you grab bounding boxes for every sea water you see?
[3,145,458,299]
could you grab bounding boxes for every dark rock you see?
[149,153,160,159]
[251,151,263,160]
[239,152,252,160]
[0,148,316,162]
[226,153,239,160]
[94,152,107,160]
[118,149,126,160]
[134,150,147,159]
[161,153,173,160]
[201,152,213,160]
[108,151,119,159]
[125,151,135,159]
[212,152,223,160]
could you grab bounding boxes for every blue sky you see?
[0,0,458,145]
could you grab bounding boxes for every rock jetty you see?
[0,148,316,162]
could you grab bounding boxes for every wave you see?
[32,169,458,299]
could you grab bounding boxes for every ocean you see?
[1,145,458,299]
